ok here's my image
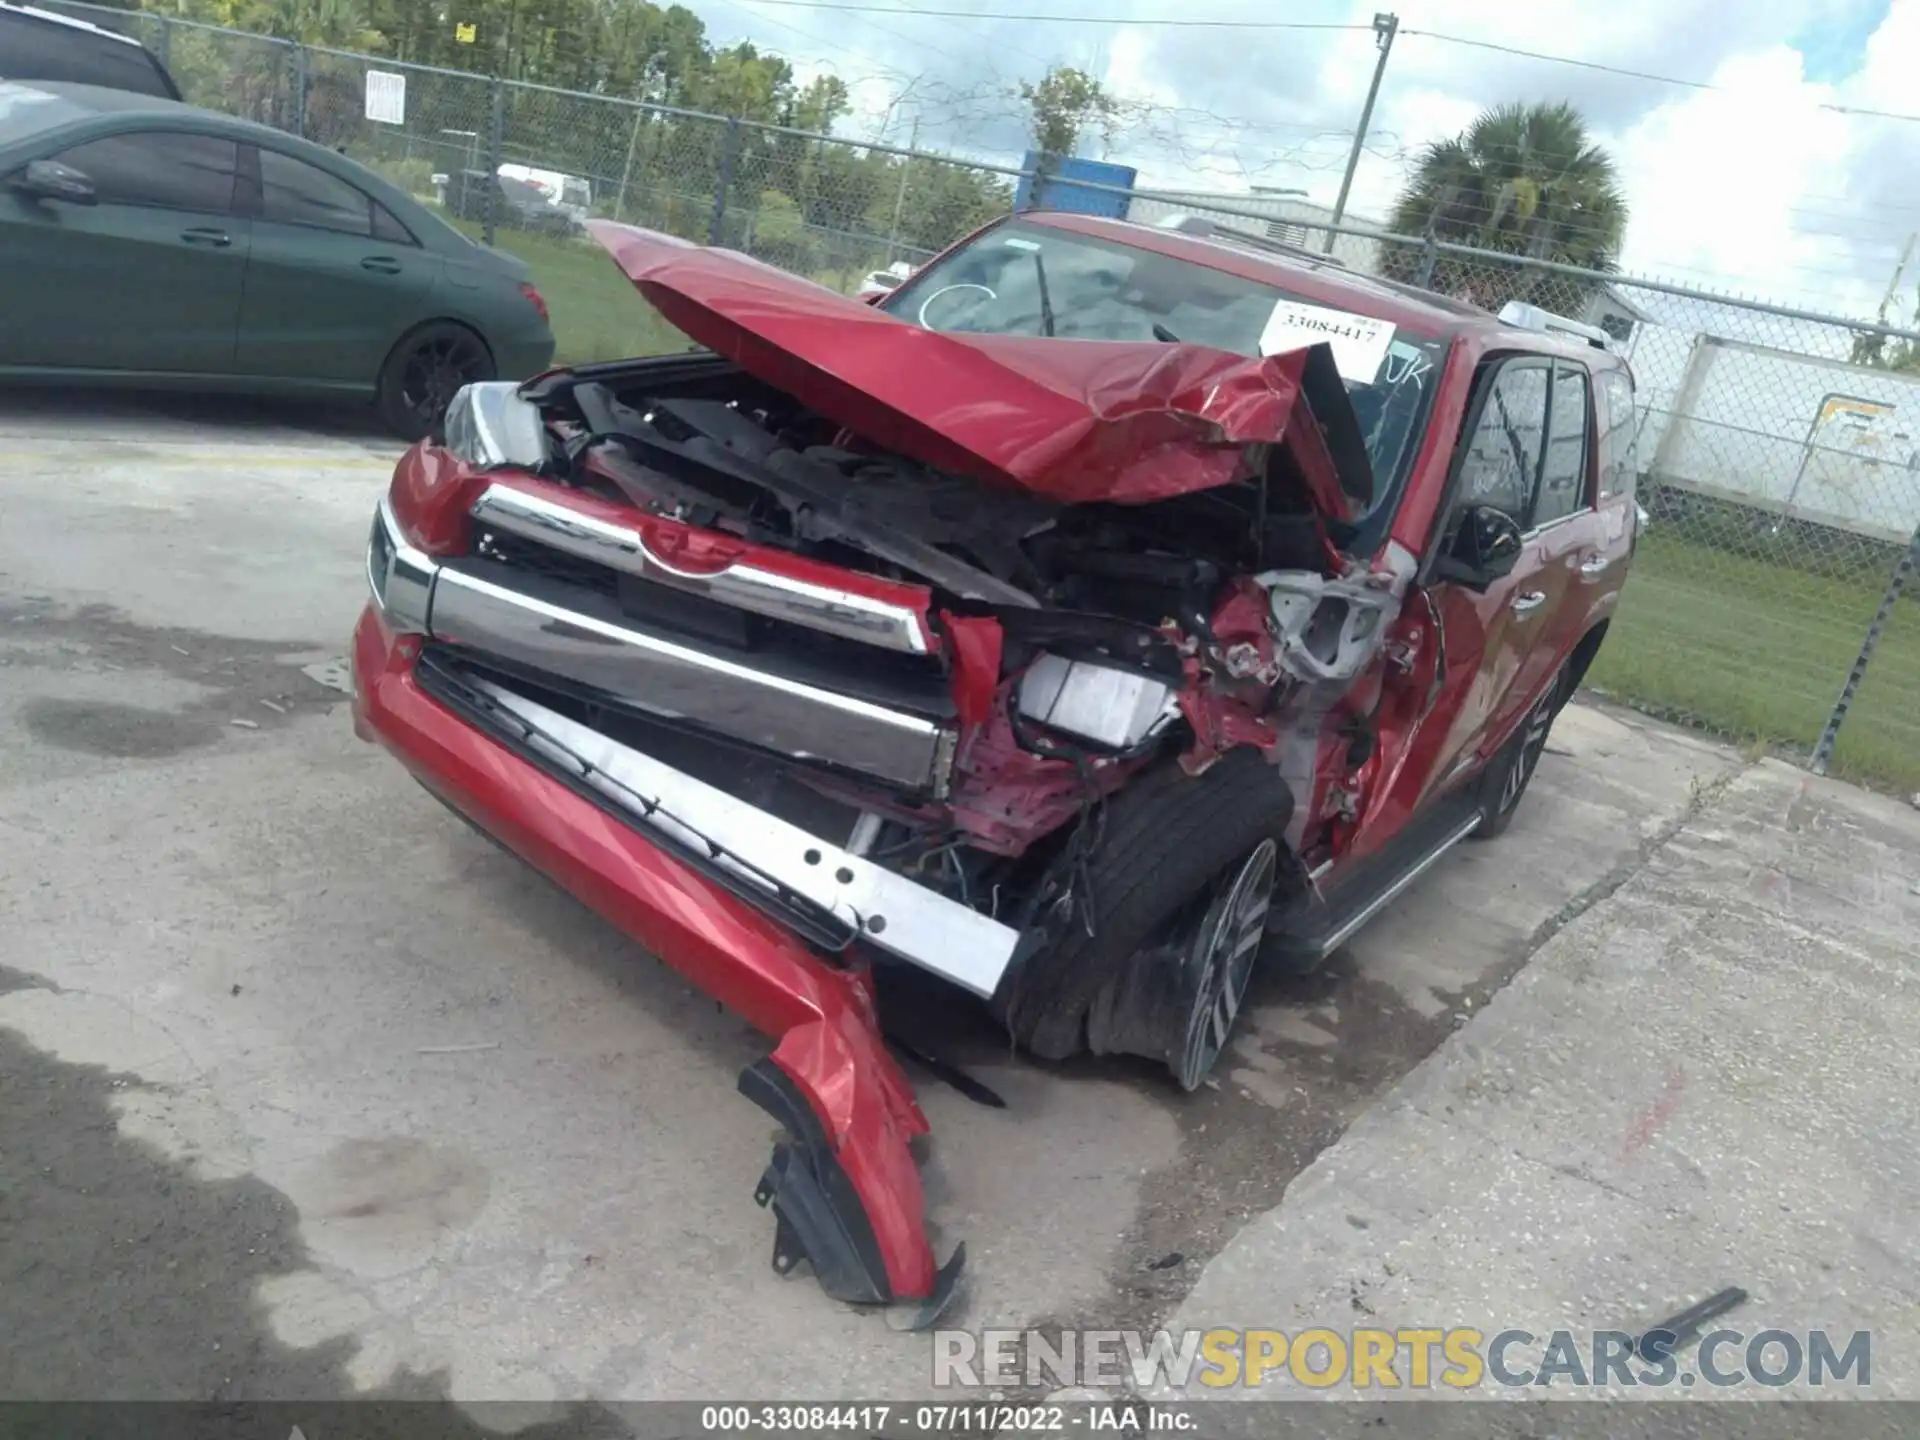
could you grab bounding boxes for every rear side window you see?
[372,202,416,244]
[50,130,239,213]
[1598,369,1639,500]
[1532,362,1591,527]
[258,147,372,235]
[1457,359,1548,523]
[0,12,178,99]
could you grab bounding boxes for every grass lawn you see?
[451,223,691,365]
[450,222,875,366]
[1588,529,1920,792]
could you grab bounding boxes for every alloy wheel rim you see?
[401,336,487,423]
[1175,837,1279,1091]
[1500,675,1561,813]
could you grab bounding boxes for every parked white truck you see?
[495,164,593,224]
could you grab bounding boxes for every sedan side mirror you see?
[11,159,97,206]
[1434,503,1524,591]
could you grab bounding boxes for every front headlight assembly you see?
[1015,654,1180,751]
[441,380,549,470]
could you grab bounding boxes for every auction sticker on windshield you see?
[1259,300,1395,381]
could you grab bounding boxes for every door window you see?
[257,147,372,235]
[371,203,416,244]
[1456,359,1548,523]
[48,130,239,213]
[1598,369,1639,500]
[1532,362,1591,526]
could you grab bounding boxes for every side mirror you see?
[1434,503,1524,591]
[10,158,97,205]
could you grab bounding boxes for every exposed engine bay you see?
[522,355,1339,615]
[442,354,1409,922]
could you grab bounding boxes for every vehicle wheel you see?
[1163,836,1280,1089]
[1472,664,1567,840]
[993,748,1294,1074]
[375,322,495,441]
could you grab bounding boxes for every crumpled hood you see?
[586,221,1373,515]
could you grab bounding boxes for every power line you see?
[1399,31,1716,89]
[708,4,1920,126]
[699,1,1369,29]
[1404,30,1920,124]
[1823,101,1920,123]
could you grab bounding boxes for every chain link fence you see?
[31,0,1920,795]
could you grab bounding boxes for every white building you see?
[1124,186,1382,274]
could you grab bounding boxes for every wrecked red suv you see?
[351,210,1639,1321]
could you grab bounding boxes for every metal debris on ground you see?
[1634,1286,1749,1361]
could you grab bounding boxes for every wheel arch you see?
[376,316,496,388]
[1562,618,1611,702]
[373,318,499,441]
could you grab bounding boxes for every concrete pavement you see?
[4,392,1900,1422]
[1157,759,1920,1401]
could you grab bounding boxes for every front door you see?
[1420,357,1569,801]
[0,128,248,373]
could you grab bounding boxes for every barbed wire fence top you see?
[31,0,1920,796]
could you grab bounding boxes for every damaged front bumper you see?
[366,496,1020,997]
[355,526,982,1319]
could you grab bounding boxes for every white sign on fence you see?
[365,70,407,125]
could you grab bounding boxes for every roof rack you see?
[5,1,140,41]
[1153,213,1350,270]
[1497,300,1613,351]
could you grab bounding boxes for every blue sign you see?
[1014,153,1136,219]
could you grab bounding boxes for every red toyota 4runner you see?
[351,211,1640,1321]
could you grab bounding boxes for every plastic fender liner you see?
[740,1017,966,1326]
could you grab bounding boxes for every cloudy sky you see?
[683,0,1920,322]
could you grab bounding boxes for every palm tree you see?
[1383,102,1628,313]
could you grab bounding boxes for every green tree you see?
[1018,65,1115,165]
[1383,101,1628,310]
[865,156,1010,254]
[1850,333,1920,373]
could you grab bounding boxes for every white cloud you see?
[691,0,1920,321]
[1609,48,1857,302]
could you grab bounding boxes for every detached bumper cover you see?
[351,605,961,1311]
[365,495,1019,999]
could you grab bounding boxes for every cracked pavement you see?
[1155,760,1920,1404]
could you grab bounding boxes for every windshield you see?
[883,218,1447,535]
[562,178,590,208]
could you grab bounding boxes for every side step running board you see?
[1266,799,1485,968]
[1314,814,1482,959]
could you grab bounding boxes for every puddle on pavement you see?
[1,595,351,753]
[23,698,224,759]
[0,962,625,1434]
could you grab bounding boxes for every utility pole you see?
[886,112,921,265]
[1877,233,1917,324]
[1324,11,1398,253]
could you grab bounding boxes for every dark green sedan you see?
[0,80,556,437]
